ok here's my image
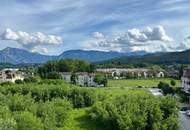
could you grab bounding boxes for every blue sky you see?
[0,0,190,55]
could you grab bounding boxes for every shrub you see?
[37,101,56,130]
[14,111,43,130]
[0,105,17,130]
[0,82,13,86]
[94,73,108,87]
[23,77,39,83]
[89,93,179,130]
[7,94,37,114]
[15,79,23,84]
[170,79,176,86]
[158,81,174,95]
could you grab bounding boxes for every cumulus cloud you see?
[91,26,173,52]
[1,28,63,51]
[179,36,190,50]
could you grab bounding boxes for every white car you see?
[186,110,190,116]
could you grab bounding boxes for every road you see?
[179,111,190,130]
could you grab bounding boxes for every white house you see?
[60,72,98,87]
[97,68,165,78]
[181,68,190,92]
[156,71,165,78]
[0,68,24,83]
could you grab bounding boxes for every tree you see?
[71,72,78,85]
[15,79,23,84]
[0,105,17,130]
[23,76,39,83]
[170,79,176,86]
[158,81,174,95]
[94,73,107,87]
[14,111,43,130]
[46,72,62,79]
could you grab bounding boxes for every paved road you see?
[179,111,190,130]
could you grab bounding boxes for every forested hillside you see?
[100,49,190,65]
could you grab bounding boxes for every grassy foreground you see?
[108,78,180,88]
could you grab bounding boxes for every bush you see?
[0,82,13,86]
[15,79,23,84]
[89,93,179,130]
[158,81,174,95]
[46,72,62,79]
[23,77,39,83]
[94,73,108,87]
[14,111,43,130]
[7,94,37,114]
[170,79,176,86]
[0,105,17,130]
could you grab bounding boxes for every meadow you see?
[108,78,181,88]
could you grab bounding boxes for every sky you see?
[0,0,190,55]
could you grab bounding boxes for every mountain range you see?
[101,49,190,65]
[0,47,146,64]
[1,47,190,65]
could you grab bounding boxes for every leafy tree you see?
[0,105,17,130]
[38,59,95,79]
[15,79,23,84]
[158,81,174,95]
[170,79,176,86]
[71,72,78,85]
[46,72,62,79]
[23,76,39,83]
[14,111,43,130]
[94,73,107,86]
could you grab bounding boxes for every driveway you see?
[179,111,190,130]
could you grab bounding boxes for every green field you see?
[108,78,181,88]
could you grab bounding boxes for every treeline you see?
[38,59,95,79]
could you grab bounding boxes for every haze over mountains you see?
[0,47,146,64]
[1,47,190,64]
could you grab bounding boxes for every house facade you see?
[60,72,98,87]
[97,68,165,79]
[0,68,24,83]
[181,68,190,92]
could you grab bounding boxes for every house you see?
[181,68,190,92]
[0,68,24,83]
[60,72,98,87]
[156,71,165,78]
[97,68,165,79]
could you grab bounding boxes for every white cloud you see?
[1,28,63,51]
[31,47,49,54]
[179,36,190,50]
[91,26,173,52]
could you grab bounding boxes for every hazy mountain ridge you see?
[101,49,190,65]
[0,47,145,64]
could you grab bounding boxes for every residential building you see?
[97,68,165,79]
[181,68,190,92]
[0,68,24,83]
[60,72,98,87]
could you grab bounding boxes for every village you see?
[0,64,190,130]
